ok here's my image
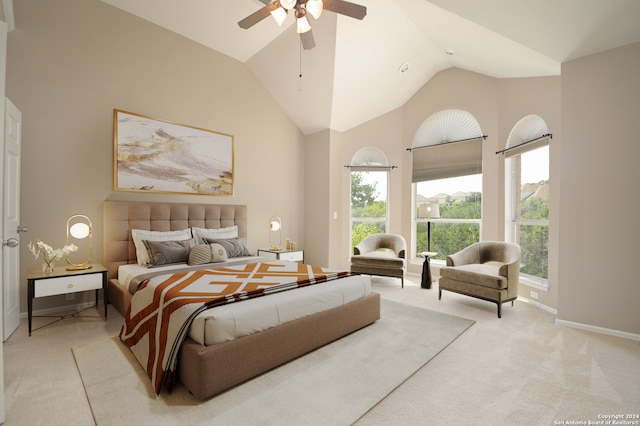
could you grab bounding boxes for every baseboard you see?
[554,318,640,342]
[517,296,557,315]
[518,297,639,341]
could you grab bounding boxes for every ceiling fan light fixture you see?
[280,0,297,10]
[238,0,366,50]
[306,0,323,19]
[296,9,311,33]
[270,5,288,26]
[296,15,311,33]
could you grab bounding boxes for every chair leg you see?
[497,302,502,318]
[438,288,442,300]
[401,276,404,288]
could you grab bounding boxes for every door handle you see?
[17,226,28,233]
[2,238,19,248]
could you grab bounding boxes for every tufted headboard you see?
[103,200,247,281]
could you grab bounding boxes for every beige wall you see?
[304,130,331,267]
[558,43,640,335]
[7,0,305,313]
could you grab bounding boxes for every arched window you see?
[500,114,551,288]
[410,110,484,261]
[349,147,392,250]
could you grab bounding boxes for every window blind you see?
[497,134,551,158]
[411,137,483,183]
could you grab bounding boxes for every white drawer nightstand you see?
[257,249,304,263]
[26,264,108,336]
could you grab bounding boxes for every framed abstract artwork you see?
[113,109,234,196]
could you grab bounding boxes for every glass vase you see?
[42,260,54,275]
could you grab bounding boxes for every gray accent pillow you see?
[188,243,228,265]
[144,238,196,267]
[204,236,252,258]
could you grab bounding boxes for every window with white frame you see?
[414,175,482,262]
[349,148,392,250]
[503,115,550,288]
[410,110,485,261]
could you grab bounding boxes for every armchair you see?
[438,241,520,318]
[350,234,407,287]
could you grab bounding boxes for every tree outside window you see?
[351,171,388,249]
[414,174,482,260]
[507,146,549,283]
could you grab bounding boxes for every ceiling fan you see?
[238,0,367,50]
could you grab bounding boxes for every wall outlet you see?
[66,293,75,301]
[530,290,539,300]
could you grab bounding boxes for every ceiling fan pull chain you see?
[299,41,303,78]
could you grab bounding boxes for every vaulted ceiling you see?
[101,0,640,135]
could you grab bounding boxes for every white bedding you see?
[118,260,371,346]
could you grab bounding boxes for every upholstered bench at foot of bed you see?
[178,292,381,400]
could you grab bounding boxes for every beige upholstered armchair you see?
[350,234,407,287]
[438,241,521,318]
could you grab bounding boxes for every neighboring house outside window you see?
[414,175,482,262]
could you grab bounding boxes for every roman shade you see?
[410,109,484,183]
[411,137,483,182]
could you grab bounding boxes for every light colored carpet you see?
[72,299,474,426]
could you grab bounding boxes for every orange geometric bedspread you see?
[119,261,354,394]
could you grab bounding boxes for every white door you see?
[2,98,20,341]
[0,18,7,424]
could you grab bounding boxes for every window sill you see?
[519,277,549,292]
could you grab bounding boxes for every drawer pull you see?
[67,283,74,289]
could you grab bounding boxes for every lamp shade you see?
[69,222,90,239]
[280,0,296,10]
[296,15,311,33]
[418,203,440,219]
[270,5,287,26]
[306,0,323,19]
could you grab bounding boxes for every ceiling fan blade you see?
[300,30,316,50]
[238,2,280,29]
[323,0,367,20]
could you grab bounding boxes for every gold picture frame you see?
[113,109,234,196]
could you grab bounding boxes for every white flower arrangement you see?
[28,239,78,271]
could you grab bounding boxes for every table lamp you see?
[269,216,282,251]
[66,214,93,270]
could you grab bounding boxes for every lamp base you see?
[66,264,93,271]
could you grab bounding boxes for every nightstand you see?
[26,264,108,336]
[257,249,304,263]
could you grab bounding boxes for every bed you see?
[103,200,381,400]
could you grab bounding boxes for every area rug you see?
[72,299,474,426]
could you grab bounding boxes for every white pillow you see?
[131,228,192,266]
[191,225,238,244]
